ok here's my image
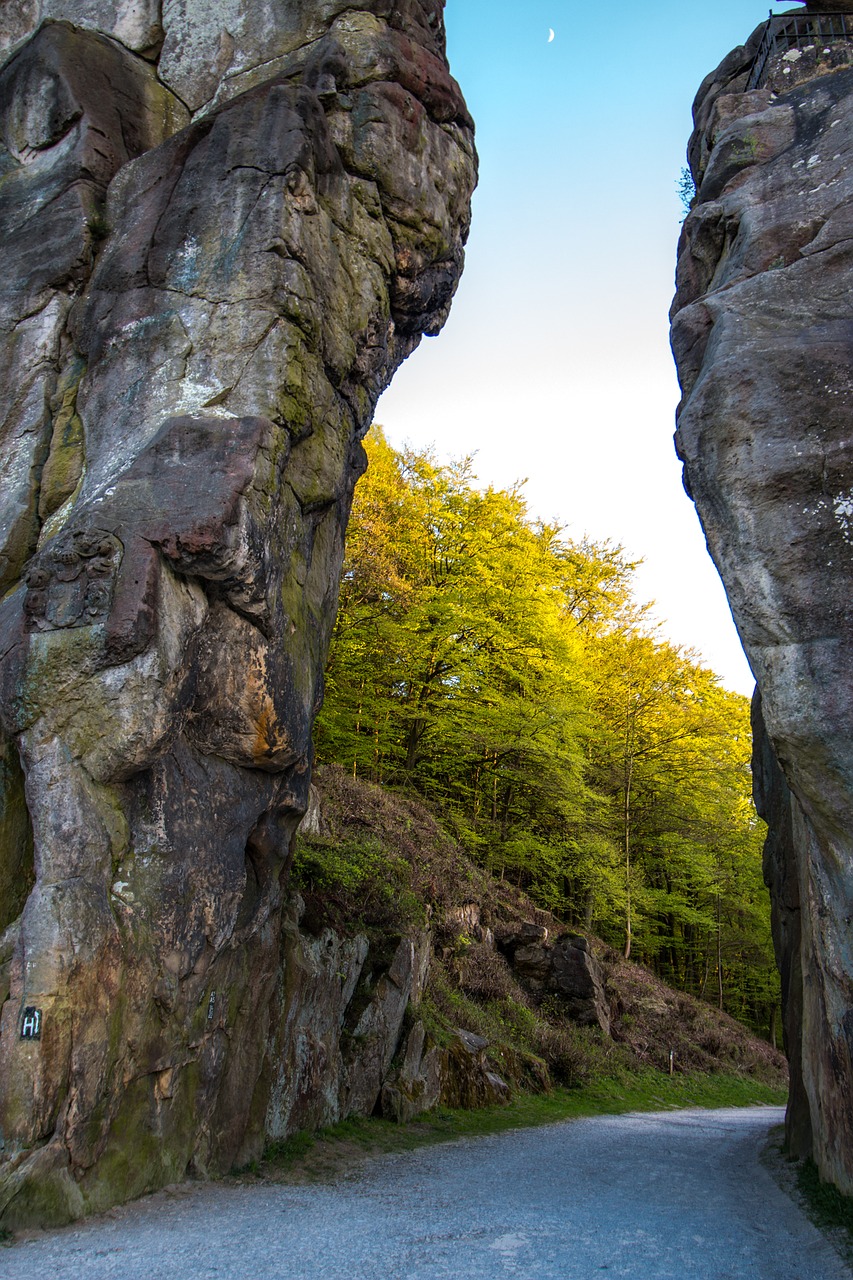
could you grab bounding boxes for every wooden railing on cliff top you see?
[747,9,853,88]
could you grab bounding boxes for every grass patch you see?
[244,1073,786,1186]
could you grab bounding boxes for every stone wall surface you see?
[671,25,853,1189]
[0,0,476,1226]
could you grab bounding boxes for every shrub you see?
[291,834,424,934]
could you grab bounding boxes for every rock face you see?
[0,2,475,1225]
[264,902,431,1139]
[500,927,611,1035]
[671,25,853,1188]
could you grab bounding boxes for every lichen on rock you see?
[0,0,476,1227]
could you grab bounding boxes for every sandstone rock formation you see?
[671,22,853,1189]
[0,1,475,1226]
[795,1,852,12]
[265,903,432,1138]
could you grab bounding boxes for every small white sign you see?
[20,1007,41,1040]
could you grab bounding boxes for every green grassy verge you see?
[247,1073,787,1184]
[760,1144,853,1265]
[796,1158,853,1255]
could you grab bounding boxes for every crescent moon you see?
[548,28,555,43]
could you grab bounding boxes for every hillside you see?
[293,764,787,1113]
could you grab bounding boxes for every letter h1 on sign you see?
[20,1007,42,1040]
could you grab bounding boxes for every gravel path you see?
[3,1106,848,1279]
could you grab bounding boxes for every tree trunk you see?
[716,891,724,1011]
[353,680,365,779]
[623,757,633,960]
[500,782,515,842]
[699,950,710,1001]
[404,717,425,773]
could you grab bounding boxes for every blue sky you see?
[376,0,782,695]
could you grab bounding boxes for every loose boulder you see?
[504,929,610,1035]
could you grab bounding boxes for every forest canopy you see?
[315,429,779,1035]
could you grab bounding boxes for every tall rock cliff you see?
[671,14,853,1189]
[0,1,476,1224]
